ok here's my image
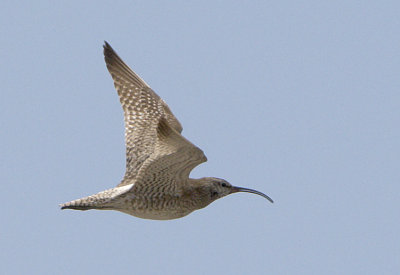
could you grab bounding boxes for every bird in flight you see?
[60,42,273,220]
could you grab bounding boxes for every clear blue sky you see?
[1,1,399,274]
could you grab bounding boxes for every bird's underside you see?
[60,42,273,220]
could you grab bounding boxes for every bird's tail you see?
[60,187,127,211]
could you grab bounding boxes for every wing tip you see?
[103,40,116,61]
[102,41,151,88]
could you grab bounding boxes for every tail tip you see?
[59,203,69,210]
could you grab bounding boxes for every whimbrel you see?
[60,42,273,220]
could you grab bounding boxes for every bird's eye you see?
[221,182,227,188]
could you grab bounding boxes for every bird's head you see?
[201,177,274,203]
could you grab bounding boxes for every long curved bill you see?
[231,186,274,203]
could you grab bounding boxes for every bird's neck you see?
[183,178,213,209]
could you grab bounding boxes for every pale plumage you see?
[60,42,273,220]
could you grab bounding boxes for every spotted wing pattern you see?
[103,42,204,188]
[132,117,207,196]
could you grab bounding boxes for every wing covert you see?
[131,117,207,195]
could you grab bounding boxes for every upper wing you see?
[103,42,183,185]
[131,117,207,196]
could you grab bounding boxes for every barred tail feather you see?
[60,185,133,211]
[60,195,111,211]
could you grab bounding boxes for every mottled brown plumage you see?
[60,42,273,220]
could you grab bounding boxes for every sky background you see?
[1,1,399,274]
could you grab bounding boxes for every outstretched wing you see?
[103,42,183,185]
[131,117,207,196]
